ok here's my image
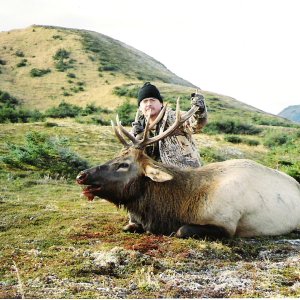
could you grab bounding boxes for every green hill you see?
[0,28,274,107]
[0,25,196,111]
[1,25,297,127]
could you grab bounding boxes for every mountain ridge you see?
[278,105,300,123]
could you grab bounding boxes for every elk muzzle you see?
[76,171,88,184]
[76,171,102,201]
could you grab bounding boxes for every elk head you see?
[76,98,198,204]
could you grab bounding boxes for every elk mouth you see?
[81,185,102,201]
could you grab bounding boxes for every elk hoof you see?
[123,222,144,233]
[175,225,193,238]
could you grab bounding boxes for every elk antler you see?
[111,119,130,147]
[112,97,199,149]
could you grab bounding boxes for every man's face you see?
[139,98,162,117]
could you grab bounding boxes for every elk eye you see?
[117,163,129,171]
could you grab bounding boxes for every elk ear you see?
[144,165,173,182]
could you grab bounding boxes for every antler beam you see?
[111,97,199,149]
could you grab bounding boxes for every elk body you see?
[77,100,300,239]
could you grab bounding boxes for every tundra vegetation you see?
[0,25,300,298]
[1,115,300,298]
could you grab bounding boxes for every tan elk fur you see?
[78,147,300,238]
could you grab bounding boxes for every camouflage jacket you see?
[134,106,207,168]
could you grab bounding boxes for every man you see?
[123,82,208,233]
[132,82,207,168]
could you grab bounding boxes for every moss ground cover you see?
[0,120,299,298]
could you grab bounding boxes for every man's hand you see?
[191,93,206,113]
[132,120,144,136]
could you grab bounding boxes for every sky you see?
[1,0,300,115]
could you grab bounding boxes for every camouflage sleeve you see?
[185,93,208,134]
[131,113,145,136]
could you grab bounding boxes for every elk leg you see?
[123,222,145,233]
[123,213,145,233]
[175,224,230,239]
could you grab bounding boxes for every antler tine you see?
[134,110,140,122]
[139,110,151,142]
[112,98,198,150]
[115,114,140,145]
[175,96,181,119]
[148,104,168,131]
[182,105,199,119]
[111,120,130,147]
[136,104,168,148]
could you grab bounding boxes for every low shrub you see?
[16,59,27,67]
[44,122,58,127]
[70,86,84,93]
[52,35,63,40]
[0,90,20,107]
[200,147,228,164]
[55,60,74,72]
[45,102,112,119]
[113,85,139,98]
[0,91,44,123]
[244,139,260,146]
[252,114,295,127]
[286,167,300,183]
[53,48,70,60]
[82,103,98,115]
[15,50,25,57]
[63,91,72,96]
[30,68,51,77]
[0,106,45,123]
[53,48,74,72]
[295,130,300,138]
[82,103,112,115]
[263,133,292,148]
[204,119,262,135]
[225,135,260,146]
[115,99,136,125]
[90,116,110,125]
[99,65,119,72]
[67,72,76,78]
[164,95,191,111]
[224,136,242,144]
[1,131,89,178]
[45,101,82,118]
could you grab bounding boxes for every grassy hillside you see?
[0,25,195,111]
[1,25,296,128]
[1,25,300,298]
[0,25,289,112]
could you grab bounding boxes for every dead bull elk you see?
[76,99,300,239]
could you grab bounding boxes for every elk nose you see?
[76,171,88,184]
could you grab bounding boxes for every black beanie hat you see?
[137,82,163,105]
